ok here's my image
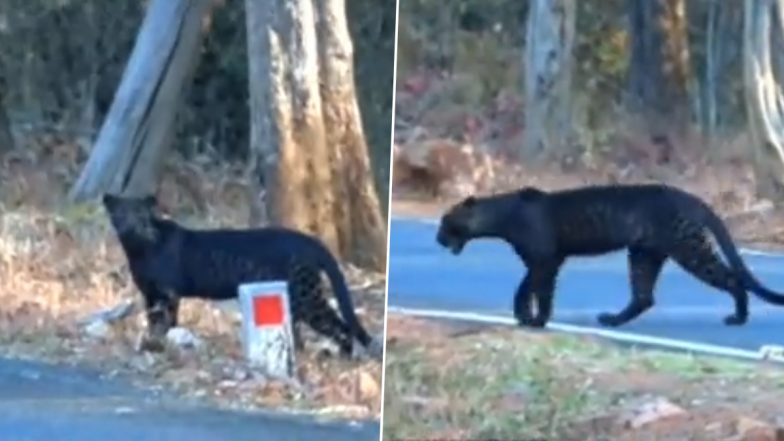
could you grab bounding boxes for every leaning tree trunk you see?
[743,0,784,202]
[69,0,212,200]
[246,0,387,271]
[523,0,576,159]
[626,0,692,137]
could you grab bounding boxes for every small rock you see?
[358,371,380,402]
[195,370,212,382]
[166,327,202,349]
[224,366,250,382]
[82,300,136,325]
[621,397,687,429]
[83,320,113,340]
[218,380,238,389]
[735,416,784,441]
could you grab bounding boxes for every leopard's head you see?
[437,189,541,255]
[102,193,160,242]
[436,195,492,255]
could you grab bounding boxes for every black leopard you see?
[103,194,381,359]
[436,183,784,329]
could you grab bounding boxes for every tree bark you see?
[523,0,576,158]
[244,0,276,228]
[245,0,339,254]
[246,0,387,271]
[316,0,387,271]
[743,0,784,202]
[69,0,212,201]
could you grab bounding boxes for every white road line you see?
[387,305,784,363]
[390,216,784,258]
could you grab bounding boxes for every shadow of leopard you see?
[436,183,784,329]
[103,194,381,360]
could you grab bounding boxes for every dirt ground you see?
[0,142,384,420]
[383,315,784,441]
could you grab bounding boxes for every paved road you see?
[388,217,784,351]
[0,358,378,441]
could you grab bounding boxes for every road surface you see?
[388,217,784,351]
[0,357,378,441]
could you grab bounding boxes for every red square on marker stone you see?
[253,295,285,327]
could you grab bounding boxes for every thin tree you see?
[523,0,576,158]
[626,0,692,137]
[245,0,387,271]
[702,0,721,141]
[743,0,784,202]
[0,69,12,153]
[69,0,212,200]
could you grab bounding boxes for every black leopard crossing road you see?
[389,217,784,354]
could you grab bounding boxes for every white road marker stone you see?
[238,281,296,380]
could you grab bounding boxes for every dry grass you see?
[383,315,784,441]
[0,138,385,419]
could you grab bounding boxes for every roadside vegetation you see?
[383,315,784,441]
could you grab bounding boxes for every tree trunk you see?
[245,0,340,254]
[244,0,275,228]
[69,0,212,201]
[316,0,387,271]
[523,0,576,158]
[346,0,396,217]
[0,75,13,153]
[626,0,692,137]
[702,0,720,141]
[246,0,387,271]
[743,0,784,202]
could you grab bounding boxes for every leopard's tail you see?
[703,207,784,305]
[317,249,376,349]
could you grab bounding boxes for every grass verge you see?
[383,314,784,441]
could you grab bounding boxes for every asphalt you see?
[388,217,784,351]
[0,357,378,441]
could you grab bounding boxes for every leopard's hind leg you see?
[597,247,666,327]
[289,265,355,357]
[668,228,749,325]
